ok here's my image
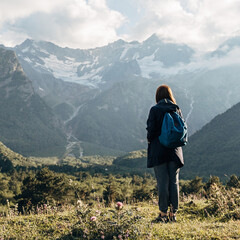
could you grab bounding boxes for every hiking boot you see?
[169,214,177,222]
[154,214,169,223]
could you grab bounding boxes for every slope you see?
[112,101,240,178]
[0,141,35,172]
[182,101,240,178]
[67,78,190,152]
[0,48,67,157]
[12,36,240,155]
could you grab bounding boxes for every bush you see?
[71,202,143,239]
[181,176,205,195]
[226,175,240,189]
[205,183,240,221]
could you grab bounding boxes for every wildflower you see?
[116,202,123,210]
[90,216,97,221]
[37,206,40,214]
[101,235,105,239]
[118,234,123,240]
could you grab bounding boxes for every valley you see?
[0,34,240,177]
[1,3,240,240]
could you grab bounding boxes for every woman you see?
[146,84,184,222]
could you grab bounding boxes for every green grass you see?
[0,199,239,239]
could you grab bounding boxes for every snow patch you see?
[22,47,29,53]
[23,57,33,63]
[133,52,140,60]
[120,46,130,60]
[38,48,49,55]
[137,52,164,78]
[121,43,140,60]
[41,53,103,87]
[78,67,103,83]
[43,54,79,81]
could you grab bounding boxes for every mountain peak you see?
[0,48,67,157]
[17,38,35,48]
[0,48,21,75]
[144,33,161,44]
[107,39,127,48]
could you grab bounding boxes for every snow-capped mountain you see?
[14,34,195,89]
[8,35,240,156]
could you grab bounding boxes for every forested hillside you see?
[182,101,240,178]
[0,141,34,172]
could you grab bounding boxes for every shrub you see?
[181,176,205,195]
[226,175,240,189]
[205,183,240,221]
[71,202,143,239]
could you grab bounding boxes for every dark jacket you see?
[146,99,184,168]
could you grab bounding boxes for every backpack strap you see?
[157,98,180,111]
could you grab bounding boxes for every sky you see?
[0,0,240,52]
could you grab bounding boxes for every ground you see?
[0,199,239,239]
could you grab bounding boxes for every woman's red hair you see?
[155,85,176,104]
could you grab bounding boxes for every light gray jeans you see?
[154,161,180,213]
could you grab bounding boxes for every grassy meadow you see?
[0,200,239,239]
[0,186,239,239]
[1,144,240,239]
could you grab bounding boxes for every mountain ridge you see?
[182,101,240,178]
[0,47,67,157]
[2,35,240,156]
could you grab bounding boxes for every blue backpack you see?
[159,110,188,148]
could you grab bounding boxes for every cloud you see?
[1,0,240,51]
[0,0,66,25]
[127,0,240,51]
[137,45,240,79]
[0,0,125,48]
